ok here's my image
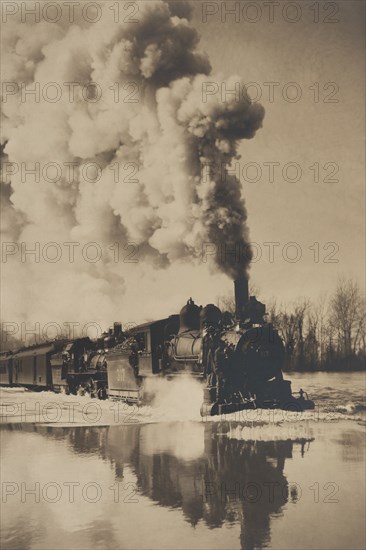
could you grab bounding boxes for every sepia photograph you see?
[1,1,365,549]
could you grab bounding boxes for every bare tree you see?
[217,294,235,315]
[266,298,280,325]
[277,311,297,354]
[329,277,365,360]
[293,299,310,365]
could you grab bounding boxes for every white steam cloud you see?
[1,1,264,330]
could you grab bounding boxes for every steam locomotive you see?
[0,278,314,416]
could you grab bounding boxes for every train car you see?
[5,338,107,395]
[12,344,56,388]
[0,352,12,385]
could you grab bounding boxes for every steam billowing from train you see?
[1,1,264,326]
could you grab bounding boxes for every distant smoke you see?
[1,1,264,325]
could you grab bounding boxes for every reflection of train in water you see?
[9,422,313,550]
[0,277,314,416]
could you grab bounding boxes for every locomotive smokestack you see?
[113,322,122,337]
[234,277,249,321]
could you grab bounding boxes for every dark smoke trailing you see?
[1,0,264,325]
[190,88,265,278]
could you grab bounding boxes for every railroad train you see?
[0,278,315,416]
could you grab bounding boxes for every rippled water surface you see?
[1,372,365,550]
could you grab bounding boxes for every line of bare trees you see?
[219,277,366,371]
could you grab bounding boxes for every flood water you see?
[1,372,365,550]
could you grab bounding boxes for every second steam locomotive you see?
[0,278,314,416]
